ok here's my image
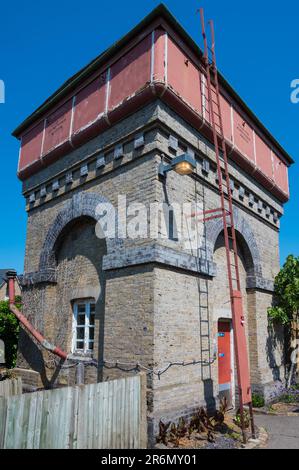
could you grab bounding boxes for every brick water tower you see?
[13,4,292,436]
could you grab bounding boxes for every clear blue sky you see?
[0,0,298,273]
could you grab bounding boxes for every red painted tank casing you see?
[14,10,291,203]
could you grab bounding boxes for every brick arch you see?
[39,192,123,272]
[205,206,262,277]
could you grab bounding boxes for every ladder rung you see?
[212,102,220,110]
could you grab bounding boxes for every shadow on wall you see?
[266,322,287,383]
[54,217,107,383]
[19,217,107,388]
[204,379,216,412]
[18,329,64,388]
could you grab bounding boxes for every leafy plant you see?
[189,411,204,434]
[168,418,189,446]
[280,394,295,404]
[234,409,250,429]
[268,255,299,326]
[200,407,215,429]
[157,400,236,447]
[207,430,216,443]
[279,386,299,404]
[157,420,171,445]
[268,256,299,387]
[0,297,21,368]
[213,410,225,427]
[229,431,243,442]
[168,423,180,446]
[176,417,188,439]
[252,393,265,408]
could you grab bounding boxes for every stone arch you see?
[39,191,123,272]
[205,206,262,277]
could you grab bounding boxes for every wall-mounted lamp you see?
[159,153,196,178]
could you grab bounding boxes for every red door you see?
[218,321,232,405]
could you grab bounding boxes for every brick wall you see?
[16,100,286,437]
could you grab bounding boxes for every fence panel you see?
[0,374,146,449]
[0,377,22,398]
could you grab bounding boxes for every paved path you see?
[255,414,299,449]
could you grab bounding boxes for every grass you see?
[252,393,265,408]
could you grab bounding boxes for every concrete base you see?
[252,380,285,403]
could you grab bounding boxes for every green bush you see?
[268,255,299,325]
[0,297,21,369]
[252,393,265,408]
[280,394,295,404]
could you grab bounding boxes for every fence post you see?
[76,363,85,385]
[139,373,148,449]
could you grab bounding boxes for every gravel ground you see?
[204,436,239,449]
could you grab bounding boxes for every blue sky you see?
[0,0,298,273]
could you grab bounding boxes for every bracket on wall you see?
[158,153,196,178]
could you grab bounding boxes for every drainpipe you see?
[6,270,68,361]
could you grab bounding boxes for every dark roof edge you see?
[12,3,294,165]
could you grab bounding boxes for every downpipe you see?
[6,270,68,361]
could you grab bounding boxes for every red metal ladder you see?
[199,7,255,443]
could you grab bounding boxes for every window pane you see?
[77,314,85,325]
[90,313,95,325]
[90,303,95,313]
[76,327,84,340]
[77,304,86,313]
[76,341,84,350]
[89,328,94,340]
[89,341,94,350]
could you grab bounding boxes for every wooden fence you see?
[0,374,147,449]
[0,377,22,398]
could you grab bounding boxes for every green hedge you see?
[0,297,21,369]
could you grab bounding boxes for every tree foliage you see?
[268,255,299,325]
[0,297,21,368]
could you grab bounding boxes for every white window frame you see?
[72,300,95,354]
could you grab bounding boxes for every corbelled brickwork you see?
[17,100,287,441]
